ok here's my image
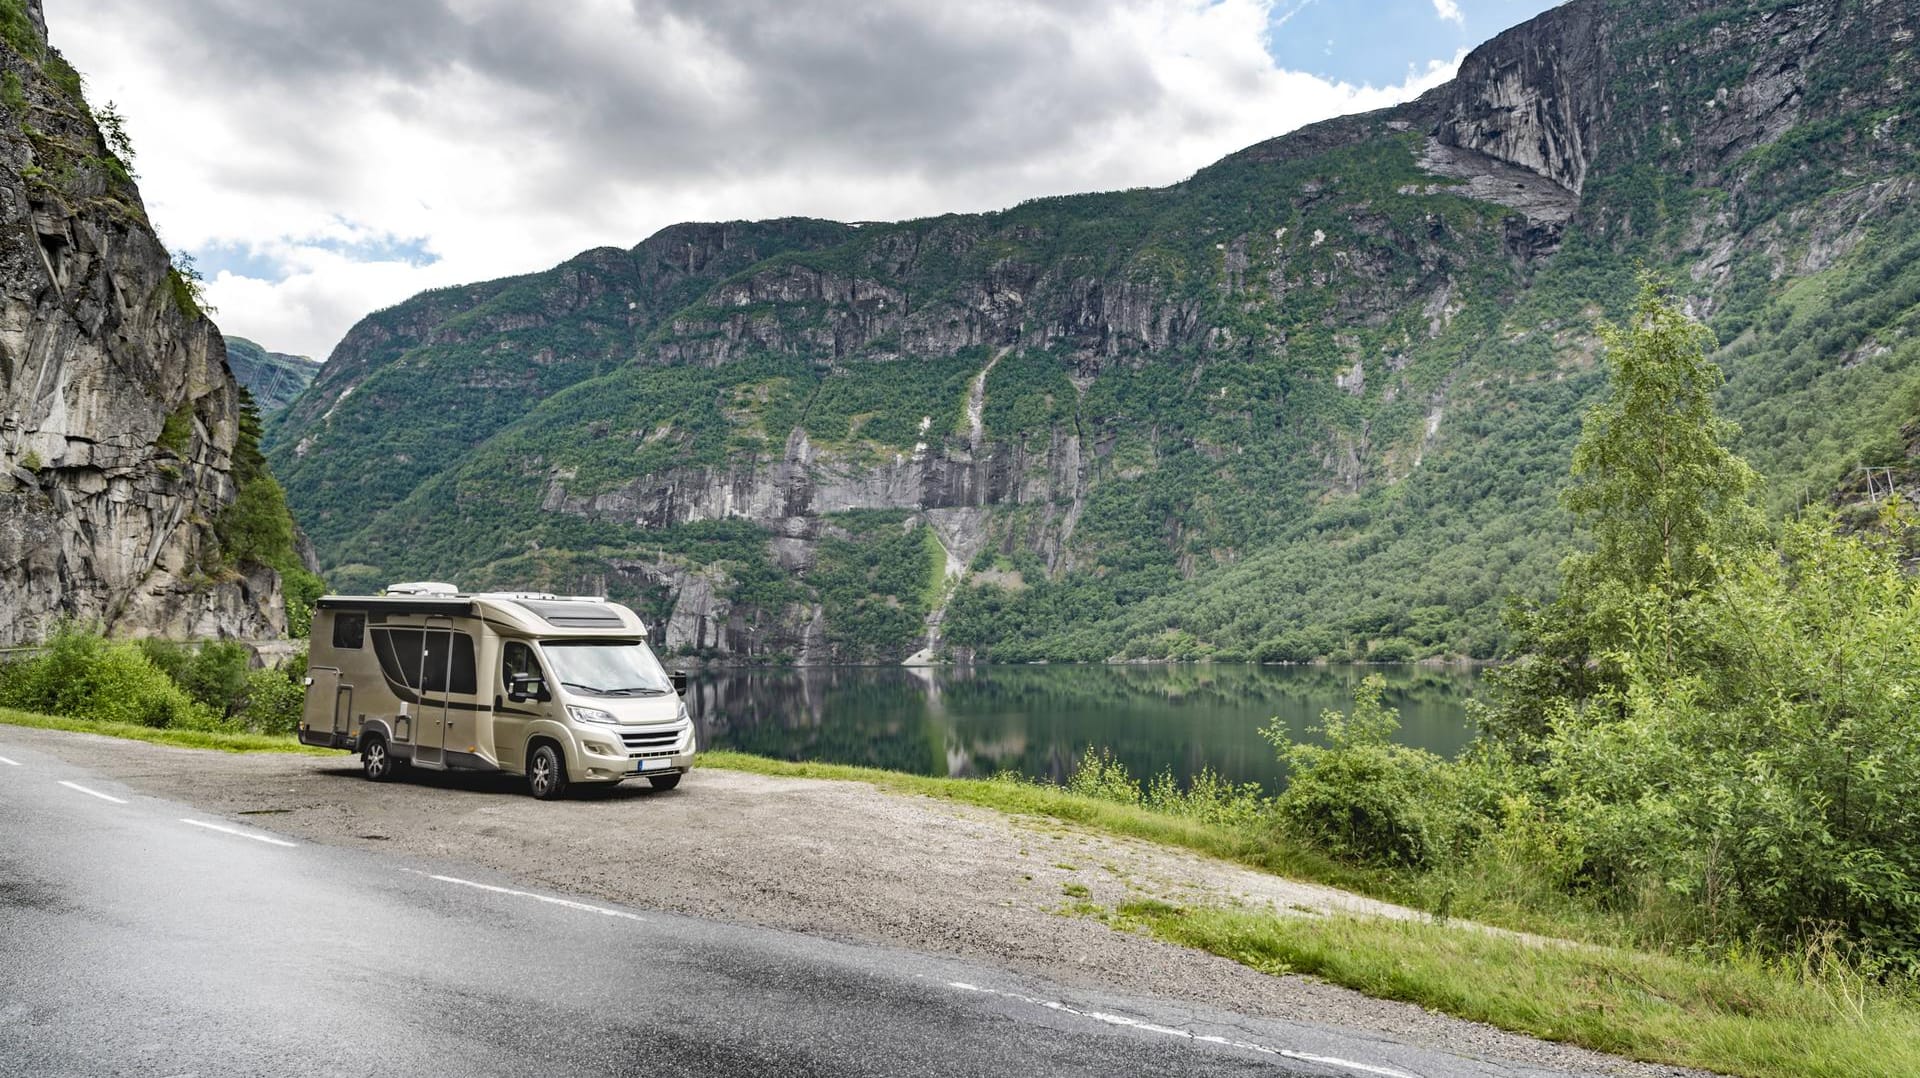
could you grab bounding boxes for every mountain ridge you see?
[269,0,1920,663]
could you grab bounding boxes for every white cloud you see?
[1433,0,1465,25]
[48,0,1462,361]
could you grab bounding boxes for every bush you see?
[0,625,216,729]
[1064,746,1143,804]
[1265,674,1466,870]
[237,665,305,735]
[1533,513,1920,960]
[2,628,310,737]
[1143,766,1269,830]
[138,638,250,716]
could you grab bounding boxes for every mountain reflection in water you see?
[685,664,1480,789]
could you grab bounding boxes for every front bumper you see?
[574,725,697,783]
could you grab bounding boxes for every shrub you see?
[0,625,215,728]
[1143,766,1269,829]
[1534,513,1920,960]
[1265,674,1466,870]
[155,401,193,456]
[167,253,210,319]
[237,665,304,735]
[138,638,251,716]
[1064,745,1142,804]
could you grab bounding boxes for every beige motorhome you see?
[297,583,696,798]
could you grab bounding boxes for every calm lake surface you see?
[684,664,1482,790]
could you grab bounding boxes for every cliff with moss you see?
[0,0,314,645]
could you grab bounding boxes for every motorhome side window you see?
[332,612,365,650]
[370,628,477,695]
[502,642,541,689]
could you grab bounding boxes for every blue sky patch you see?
[190,231,439,283]
[1265,0,1564,87]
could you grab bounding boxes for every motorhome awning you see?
[315,596,475,618]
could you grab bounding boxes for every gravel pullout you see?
[4,725,1704,1078]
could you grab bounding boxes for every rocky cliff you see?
[270,0,1920,664]
[225,336,320,414]
[0,0,298,646]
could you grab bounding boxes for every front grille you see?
[620,725,684,756]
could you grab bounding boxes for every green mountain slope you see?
[268,0,1920,664]
[224,336,320,413]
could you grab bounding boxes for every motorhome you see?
[297,583,696,799]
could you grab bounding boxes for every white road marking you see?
[0,755,19,765]
[57,780,128,804]
[946,982,1419,1078]
[179,818,298,847]
[425,874,648,922]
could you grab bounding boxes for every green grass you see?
[1116,901,1920,1078]
[0,708,333,755]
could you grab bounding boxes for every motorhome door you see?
[414,617,454,766]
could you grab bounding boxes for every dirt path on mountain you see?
[2,724,1702,1077]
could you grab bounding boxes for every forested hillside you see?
[268,0,1920,664]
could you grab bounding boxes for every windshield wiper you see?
[562,681,618,695]
[624,687,671,696]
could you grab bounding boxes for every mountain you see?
[0,0,310,645]
[224,337,320,414]
[268,0,1920,664]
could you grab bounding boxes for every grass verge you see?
[0,707,333,755]
[1115,900,1920,1078]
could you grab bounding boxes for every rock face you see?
[1427,0,1609,196]
[266,219,856,551]
[0,3,288,646]
[270,0,1920,664]
[224,337,320,414]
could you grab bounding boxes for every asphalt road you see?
[0,740,1586,1078]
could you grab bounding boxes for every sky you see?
[47,0,1563,361]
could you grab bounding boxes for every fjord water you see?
[685,664,1480,789]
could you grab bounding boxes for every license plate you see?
[635,758,667,772]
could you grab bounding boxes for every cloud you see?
[47,0,1462,360]
[1433,0,1465,25]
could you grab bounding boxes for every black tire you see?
[362,734,396,782]
[648,772,682,791]
[527,742,568,800]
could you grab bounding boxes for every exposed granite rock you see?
[0,2,285,645]
[1428,0,1609,195]
[224,336,320,414]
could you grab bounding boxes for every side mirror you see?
[670,670,688,696]
[508,672,546,703]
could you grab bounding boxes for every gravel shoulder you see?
[3,724,1703,1078]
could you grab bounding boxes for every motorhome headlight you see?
[567,704,619,725]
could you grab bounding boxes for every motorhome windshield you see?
[539,639,673,697]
